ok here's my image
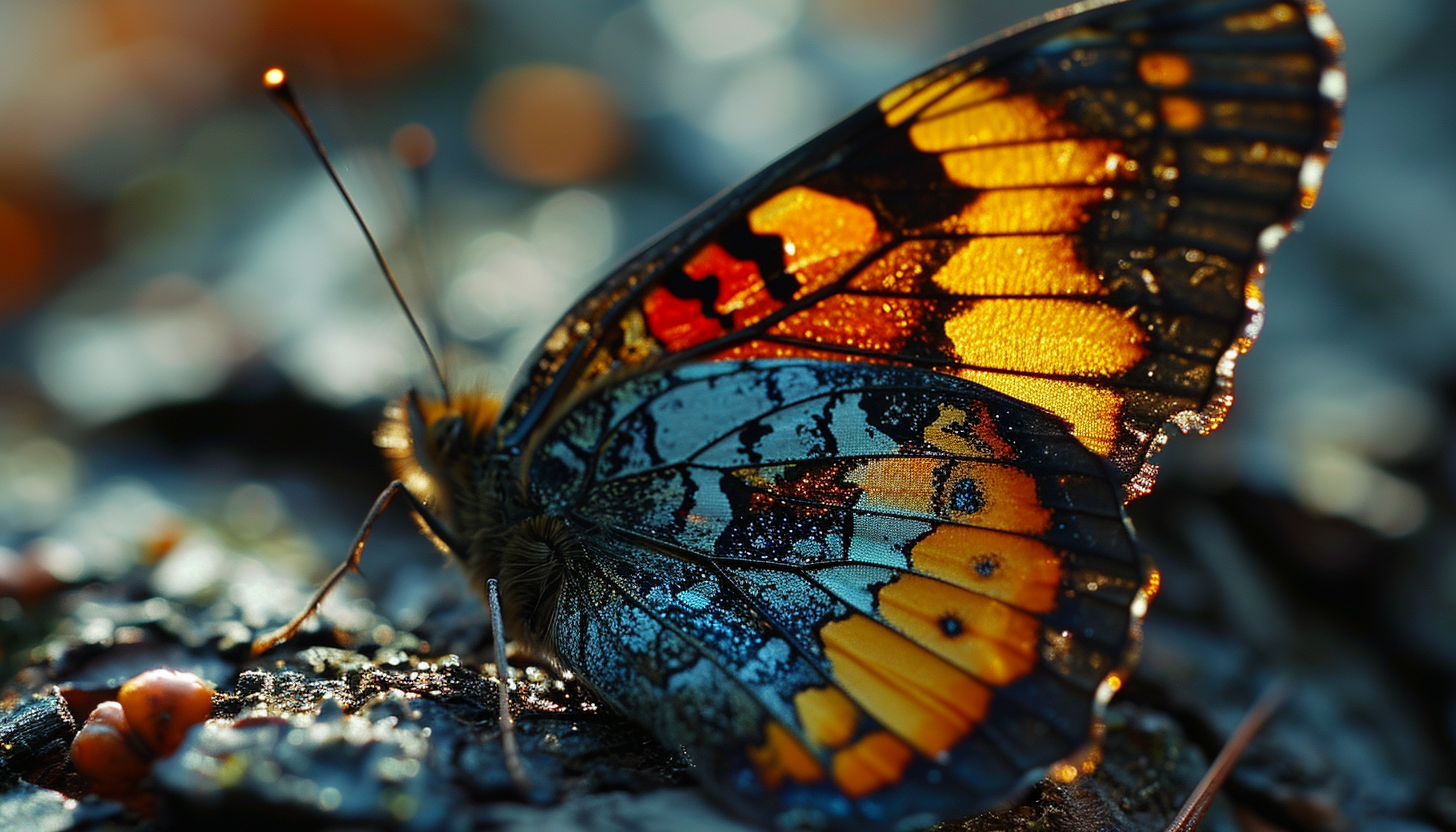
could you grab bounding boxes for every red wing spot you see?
[644,285,727,351]
[774,463,859,507]
[687,243,786,327]
[644,242,789,352]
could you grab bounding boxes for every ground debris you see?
[155,644,689,830]
[0,424,1449,832]
[939,705,1231,832]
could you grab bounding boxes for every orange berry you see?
[117,669,214,758]
[70,701,151,799]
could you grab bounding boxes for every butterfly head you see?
[376,389,500,525]
[377,388,571,650]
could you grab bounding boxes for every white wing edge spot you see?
[1319,67,1348,104]
[1257,224,1289,254]
[1308,10,1339,42]
[1299,155,1327,191]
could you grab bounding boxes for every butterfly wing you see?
[495,0,1343,484]
[491,0,1342,827]
[531,359,1146,829]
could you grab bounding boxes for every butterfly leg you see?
[250,480,453,655]
[487,577,534,799]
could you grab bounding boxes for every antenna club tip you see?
[263,67,286,88]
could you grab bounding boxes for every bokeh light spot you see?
[389,123,437,170]
[471,64,630,186]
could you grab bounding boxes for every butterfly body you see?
[374,1,1343,828]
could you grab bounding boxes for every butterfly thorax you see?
[376,391,575,653]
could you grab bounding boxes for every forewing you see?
[496,0,1343,482]
[531,360,1149,829]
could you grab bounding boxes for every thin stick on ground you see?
[1164,675,1292,832]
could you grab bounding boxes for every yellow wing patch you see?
[908,95,1075,152]
[920,77,1010,120]
[931,235,1104,297]
[880,69,975,127]
[941,187,1108,234]
[956,372,1123,457]
[1223,2,1300,33]
[943,299,1148,378]
[940,139,1127,188]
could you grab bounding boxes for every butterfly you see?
[258,1,1344,829]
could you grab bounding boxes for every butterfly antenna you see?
[262,68,452,407]
[1163,675,1292,832]
[487,577,534,797]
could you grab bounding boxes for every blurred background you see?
[0,0,1454,821]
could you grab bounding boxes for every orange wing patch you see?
[768,295,926,355]
[820,614,991,757]
[844,458,1052,535]
[794,685,860,751]
[909,525,1063,612]
[1160,95,1206,132]
[646,187,884,359]
[831,731,916,799]
[790,686,917,799]
[747,721,825,791]
[846,240,942,292]
[876,575,1040,685]
[1137,52,1194,88]
[923,401,1017,460]
[748,186,882,296]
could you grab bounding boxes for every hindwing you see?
[530,360,1147,829]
